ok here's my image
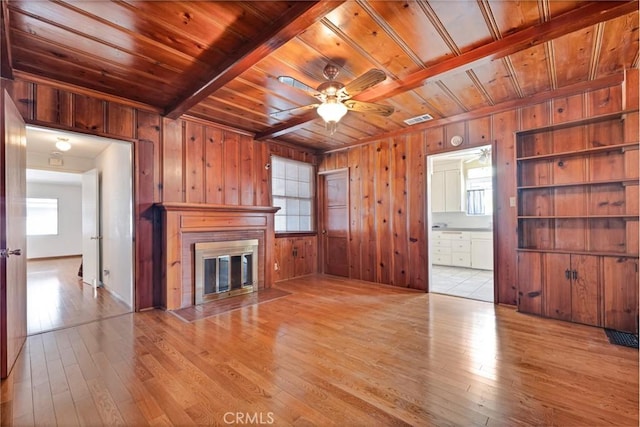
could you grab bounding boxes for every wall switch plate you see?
[509,196,516,207]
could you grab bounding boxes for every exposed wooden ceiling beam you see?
[255,110,319,140]
[165,1,345,120]
[0,1,13,79]
[263,0,638,139]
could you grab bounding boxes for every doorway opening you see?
[25,126,134,335]
[427,145,495,302]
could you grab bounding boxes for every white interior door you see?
[82,169,100,287]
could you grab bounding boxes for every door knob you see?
[0,248,21,258]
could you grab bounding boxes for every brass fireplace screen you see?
[194,239,258,304]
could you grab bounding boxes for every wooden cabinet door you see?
[544,253,572,321]
[431,171,445,212]
[444,169,462,211]
[517,252,543,315]
[570,255,600,326]
[603,257,639,333]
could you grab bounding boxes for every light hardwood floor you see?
[2,274,638,426]
[27,257,131,335]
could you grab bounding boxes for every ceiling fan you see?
[272,63,394,134]
[464,148,492,164]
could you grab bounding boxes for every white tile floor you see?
[430,265,494,303]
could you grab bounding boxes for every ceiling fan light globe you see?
[317,101,347,124]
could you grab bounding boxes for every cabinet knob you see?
[565,269,571,279]
[572,270,578,280]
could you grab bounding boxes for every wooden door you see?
[570,254,600,326]
[603,257,639,333]
[321,170,349,277]
[517,251,543,315]
[544,253,572,321]
[1,90,27,379]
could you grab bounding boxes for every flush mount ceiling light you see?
[55,137,71,152]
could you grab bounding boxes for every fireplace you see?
[158,203,278,310]
[195,239,259,304]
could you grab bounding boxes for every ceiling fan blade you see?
[343,100,394,117]
[270,103,319,118]
[277,76,320,98]
[340,69,387,98]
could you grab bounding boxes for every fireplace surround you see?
[158,203,278,310]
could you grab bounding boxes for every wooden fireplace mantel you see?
[157,203,279,310]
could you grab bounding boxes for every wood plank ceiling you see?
[2,1,638,151]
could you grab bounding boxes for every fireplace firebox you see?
[194,239,259,304]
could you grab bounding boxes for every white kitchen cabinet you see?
[471,232,493,270]
[432,231,471,267]
[431,161,464,212]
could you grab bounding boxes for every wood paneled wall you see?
[318,71,637,305]
[2,76,317,310]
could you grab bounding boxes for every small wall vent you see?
[404,113,433,125]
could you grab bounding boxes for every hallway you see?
[27,257,130,335]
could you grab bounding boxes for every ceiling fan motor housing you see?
[322,63,339,80]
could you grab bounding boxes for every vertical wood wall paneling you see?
[240,135,255,206]
[467,116,491,146]
[347,147,362,280]
[624,68,639,110]
[424,127,445,153]
[73,94,105,132]
[361,145,377,282]
[374,140,392,284]
[223,132,240,205]
[185,121,205,204]
[136,111,162,309]
[552,93,584,124]
[255,141,270,207]
[107,103,135,139]
[492,109,519,304]
[162,118,185,203]
[7,79,33,121]
[205,127,224,205]
[391,137,409,286]
[407,132,427,290]
[588,85,623,116]
[136,110,162,203]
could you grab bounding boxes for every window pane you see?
[299,216,311,231]
[300,200,311,215]
[271,156,314,232]
[272,159,285,178]
[27,198,58,236]
[273,178,286,196]
[286,215,300,231]
[285,179,299,197]
[287,198,300,215]
[275,216,286,231]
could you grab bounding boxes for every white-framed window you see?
[466,166,493,216]
[271,156,314,232]
[27,198,59,236]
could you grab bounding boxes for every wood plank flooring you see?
[27,257,131,335]
[2,274,638,426]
